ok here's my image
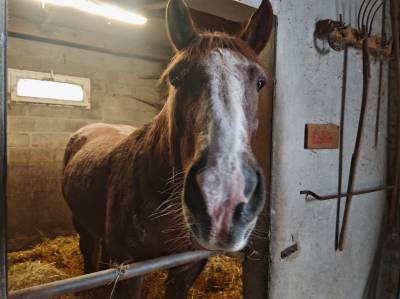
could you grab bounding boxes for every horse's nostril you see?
[234,202,245,221]
[233,202,252,223]
[243,166,258,198]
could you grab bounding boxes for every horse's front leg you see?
[113,276,144,299]
[165,259,207,299]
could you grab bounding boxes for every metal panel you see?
[0,0,7,298]
[234,0,261,8]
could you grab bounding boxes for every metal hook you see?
[50,69,55,81]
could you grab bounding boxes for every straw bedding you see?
[8,235,243,298]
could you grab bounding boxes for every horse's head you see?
[164,0,273,251]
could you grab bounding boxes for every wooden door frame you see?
[243,18,276,299]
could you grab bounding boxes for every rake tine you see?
[348,1,353,26]
[373,0,387,147]
[336,0,340,21]
[341,1,347,25]
[339,38,371,251]
[365,0,380,28]
[358,0,370,31]
[335,45,348,250]
[362,0,376,32]
[368,2,384,35]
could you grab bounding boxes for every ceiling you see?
[9,0,169,43]
[8,0,258,61]
[88,0,258,20]
[9,0,258,24]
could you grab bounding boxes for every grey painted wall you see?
[269,1,388,298]
[7,37,165,250]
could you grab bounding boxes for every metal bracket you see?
[301,185,394,201]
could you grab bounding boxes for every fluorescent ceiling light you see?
[40,0,147,25]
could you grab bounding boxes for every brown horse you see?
[62,0,273,297]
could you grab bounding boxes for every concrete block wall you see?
[7,37,167,250]
[269,0,388,298]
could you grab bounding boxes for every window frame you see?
[7,68,91,109]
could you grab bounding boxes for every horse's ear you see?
[240,0,274,54]
[166,0,198,51]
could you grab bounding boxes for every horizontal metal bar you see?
[8,32,168,63]
[300,185,394,201]
[9,251,214,299]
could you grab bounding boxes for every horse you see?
[62,0,274,297]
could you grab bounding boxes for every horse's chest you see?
[123,207,192,259]
[108,161,192,259]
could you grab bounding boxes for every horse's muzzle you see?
[183,149,266,251]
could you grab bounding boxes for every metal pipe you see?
[9,251,214,299]
[301,185,393,201]
[0,0,7,297]
[339,38,371,251]
[7,32,168,63]
[336,45,348,250]
[374,0,387,147]
[388,0,400,228]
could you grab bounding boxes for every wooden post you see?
[243,19,276,299]
[388,0,400,228]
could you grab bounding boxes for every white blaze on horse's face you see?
[183,49,266,252]
[198,50,258,250]
[206,49,249,155]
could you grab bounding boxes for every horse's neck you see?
[134,108,179,192]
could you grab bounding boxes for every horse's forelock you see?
[160,32,260,85]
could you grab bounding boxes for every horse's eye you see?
[168,62,187,87]
[256,78,266,92]
[169,70,181,87]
